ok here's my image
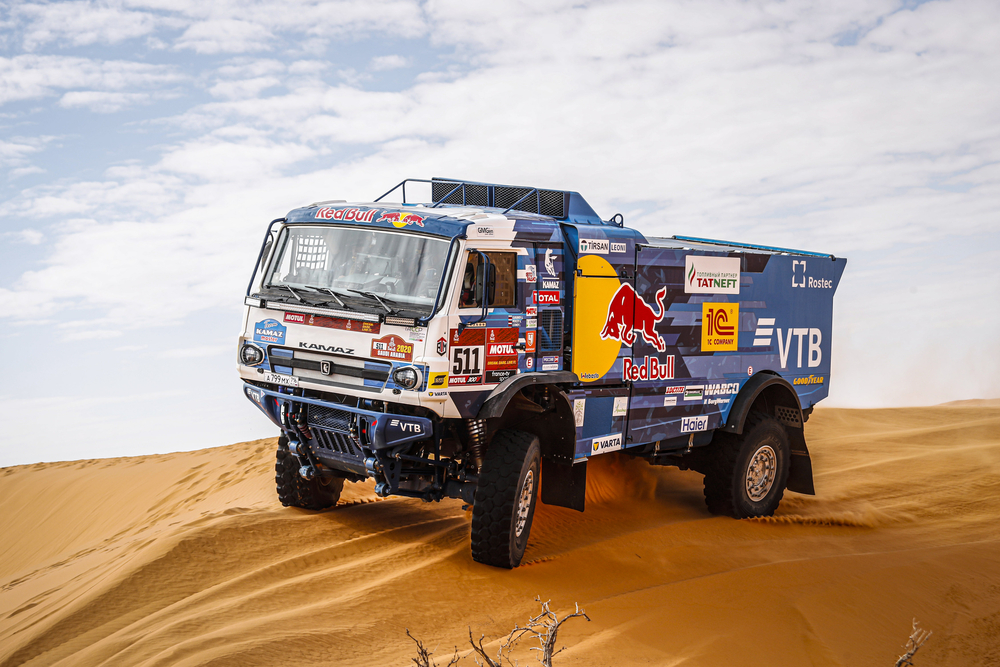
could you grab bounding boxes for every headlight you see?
[391,366,421,390]
[240,342,265,366]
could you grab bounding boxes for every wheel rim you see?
[745,445,777,502]
[514,469,535,538]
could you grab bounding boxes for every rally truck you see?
[238,178,846,568]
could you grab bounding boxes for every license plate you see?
[263,371,299,387]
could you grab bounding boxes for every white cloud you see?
[17,1,164,50]
[370,54,410,71]
[58,90,152,112]
[175,19,275,54]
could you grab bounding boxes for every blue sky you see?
[1,0,998,466]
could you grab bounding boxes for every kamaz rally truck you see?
[238,178,846,568]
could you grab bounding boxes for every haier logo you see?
[792,260,833,289]
[753,318,823,369]
[579,238,610,254]
[681,415,709,433]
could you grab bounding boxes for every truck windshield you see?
[264,226,450,315]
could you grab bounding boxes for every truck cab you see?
[238,178,847,568]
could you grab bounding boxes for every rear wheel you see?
[703,412,790,518]
[471,429,541,569]
[275,435,343,510]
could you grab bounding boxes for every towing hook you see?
[298,465,317,481]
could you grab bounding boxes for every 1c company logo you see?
[701,302,739,351]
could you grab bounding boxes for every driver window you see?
[458,251,517,309]
[459,253,481,308]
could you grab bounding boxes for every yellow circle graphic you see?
[572,255,622,383]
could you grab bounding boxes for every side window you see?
[485,252,516,307]
[457,251,517,309]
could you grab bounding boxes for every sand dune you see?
[2,404,999,666]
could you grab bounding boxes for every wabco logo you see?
[701,302,739,351]
[753,318,823,369]
[600,284,668,351]
[389,419,422,433]
[681,415,709,433]
[685,256,741,295]
[792,260,833,289]
[579,238,609,254]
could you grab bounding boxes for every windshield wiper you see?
[267,284,305,303]
[346,289,397,315]
[302,285,350,309]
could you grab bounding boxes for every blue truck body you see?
[238,178,846,567]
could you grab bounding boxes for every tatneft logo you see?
[685,256,741,294]
[592,433,623,453]
[680,415,709,433]
[792,260,834,289]
[753,317,824,369]
[579,238,610,254]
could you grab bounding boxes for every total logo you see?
[753,318,823,369]
[534,290,559,305]
[377,211,424,228]
[792,260,834,289]
[592,433,623,453]
[579,238,610,254]
[600,283,668,351]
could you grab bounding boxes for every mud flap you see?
[786,430,816,495]
[541,458,587,512]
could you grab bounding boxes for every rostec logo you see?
[579,238,610,254]
[389,418,422,434]
[376,211,424,228]
[701,302,739,351]
[488,343,515,355]
[315,207,378,222]
[600,283,668,351]
[753,317,823,369]
[592,433,623,453]
[680,415,709,433]
[534,291,559,305]
[792,261,834,289]
[792,260,807,288]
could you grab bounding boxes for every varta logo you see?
[299,342,354,354]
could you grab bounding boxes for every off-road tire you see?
[471,429,541,569]
[703,412,790,519]
[275,436,343,510]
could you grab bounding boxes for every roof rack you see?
[375,177,603,224]
[671,235,836,259]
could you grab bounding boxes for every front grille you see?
[308,404,352,432]
[311,428,360,457]
[539,309,563,352]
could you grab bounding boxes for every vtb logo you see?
[701,302,739,351]
[600,284,668,351]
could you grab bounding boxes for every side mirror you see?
[486,263,496,305]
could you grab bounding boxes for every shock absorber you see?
[465,418,487,469]
[293,407,314,442]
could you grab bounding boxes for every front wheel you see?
[703,412,790,518]
[471,429,541,568]
[275,435,344,510]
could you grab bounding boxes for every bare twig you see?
[468,628,504,667]
[894,619,932,667]
[407,628,460,667]
[507,597,591,667]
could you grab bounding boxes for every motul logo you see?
[488,344,515,355]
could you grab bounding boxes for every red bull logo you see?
[600,283,669,352]
[376,211,425,228]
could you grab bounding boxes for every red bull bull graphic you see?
[600,283,668,352]
[376,211,425,228]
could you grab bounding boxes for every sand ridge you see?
[1,404,999,666]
